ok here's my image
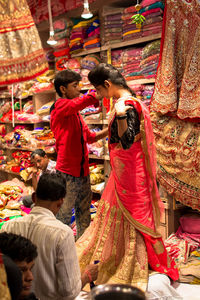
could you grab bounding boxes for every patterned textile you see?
[151,112,200,210]
[151,0,200,119]
[0,252,11,300]
[0,0,48,86]
[76,98,179,290]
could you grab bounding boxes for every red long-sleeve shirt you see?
[50,94,98,177]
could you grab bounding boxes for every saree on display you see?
[76,98,179,290]
[0,0,48,86]
[151,0,200,119]
[150,0,200,210]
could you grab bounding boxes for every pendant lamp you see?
[81,0,93,19]
[47,0,57,45]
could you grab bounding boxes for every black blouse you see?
[110,107,140,150]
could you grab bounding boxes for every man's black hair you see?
[0,232,37,263]
[31,149,46,160]
[54,69,81,97]
[36,172,66,202]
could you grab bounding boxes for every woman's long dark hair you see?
[88,63,136,97]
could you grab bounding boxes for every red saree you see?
[76,97,179,290]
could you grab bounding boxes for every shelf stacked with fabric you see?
[83,17,101,51]
[102,6,124,45]
[122,0,164,41]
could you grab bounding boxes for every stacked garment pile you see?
[83,17,101,50]
[122,47,143,81]
[0,150,7,168]
[80,54,101,89]
[111,49,124,73]
[102,7,124,45]
[122,6,141,41]
[140,39,160,78]
[2,126,55,154]
[0,150,33,181]
[52,18,73,59]
[139,0,164,37]
[87,126,104,157]
[165,213,200,284]
[0,179,31,229]
[129,83,154,106]
[69,17,97,55]
[122,0,164,40]
[89,164,105,194]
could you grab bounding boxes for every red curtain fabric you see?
[27,0,96,24]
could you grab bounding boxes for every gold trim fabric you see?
[0,0,48,86]
[151,112,200,210]
[76,193,148,291]
[151,0,200,119]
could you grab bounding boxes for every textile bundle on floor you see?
[0,0,48,86]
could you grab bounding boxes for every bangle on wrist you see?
[84,270,93,282]
[116,114,127,120]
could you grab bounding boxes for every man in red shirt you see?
[51,69,108,239]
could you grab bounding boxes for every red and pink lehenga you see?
[76,97,179,291]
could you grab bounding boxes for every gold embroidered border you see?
[115,189,161,238]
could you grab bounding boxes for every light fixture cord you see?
[48,0,54,32]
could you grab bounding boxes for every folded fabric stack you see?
[69,17,97,55]
[140,0,164,37]
[0,179,27,211]
[80,54,101,88]
[122,6,141,41]
[83,17,101,50]
[122,47,143,81]
[128,83,154,106]
[141,84,154,106]
[0,150,7,167]
[89,164,105,194]
[52,17,73,59]
[2,126,55,154]
[111,49,124,73]
[122,0,164,40]
[140,39,160,78]
[87,126,104,157]
[102,6,124,45]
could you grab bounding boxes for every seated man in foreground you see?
[1,172,98,300]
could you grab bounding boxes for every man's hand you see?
[81,263,99,288]
[32,167,38,177]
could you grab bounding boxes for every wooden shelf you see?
[0,120,47,124]
[0,169,21,176]
[127,78,156,85]
[89,154,110,160]
[71,47,101,57]
[32,89,55,95]
[2,146,55,154]
[84,119,108,125]
[101,33,162,51]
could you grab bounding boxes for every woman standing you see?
[76,64,179,291]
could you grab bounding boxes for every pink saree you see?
[76,97,179,290]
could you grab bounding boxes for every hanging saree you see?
[0,0,48,86]
[76,97,179,291]
[151,0,200,120]
[151,112,200,210]
[0,252,11,300]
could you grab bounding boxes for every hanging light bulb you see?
[81,0,93,19]
[47,0,57,46]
